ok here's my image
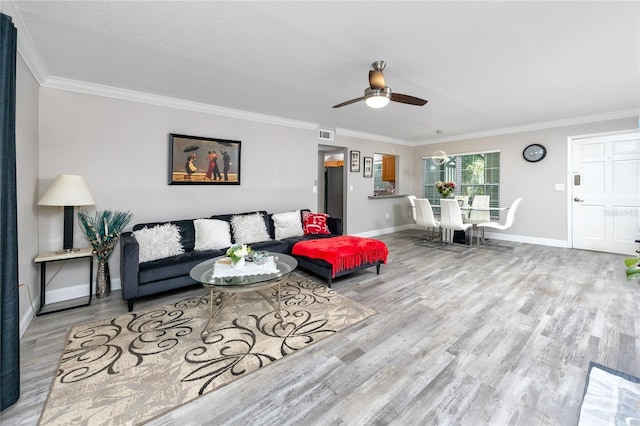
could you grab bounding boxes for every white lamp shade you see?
[38,174,95,206]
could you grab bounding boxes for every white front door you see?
[571,131,640,255]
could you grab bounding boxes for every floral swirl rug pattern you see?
[39,273,375,425]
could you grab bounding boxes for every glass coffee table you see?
[189,252,298,340]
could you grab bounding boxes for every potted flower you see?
[78,209,133,297]
[435,181,456,198]
[624,239,640,280]
[226,243,252,268]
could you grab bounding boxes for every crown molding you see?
[335,128,413,146]
[35,74,640,147]
[417,108,640,145]
[42,76,320,131]
[3,0,48,84]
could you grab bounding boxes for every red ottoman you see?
[291,236,388,286]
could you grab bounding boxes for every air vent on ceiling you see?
[318,129,334,141]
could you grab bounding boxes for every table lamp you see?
[38,174,95,253]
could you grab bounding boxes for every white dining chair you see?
[407,195,417,222]
[477,198,522,249]
[407,195,425,240]
[414,198,440,241]
[468,195,490,223]
[440,198,473,246]
[454,195,470,220]
[467,195,491,245]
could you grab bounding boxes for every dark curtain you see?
[0,13,19,411]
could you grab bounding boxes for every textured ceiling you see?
[7,1,640,143]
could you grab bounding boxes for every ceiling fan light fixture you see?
[332,61,427,109]
[364,87,392,109]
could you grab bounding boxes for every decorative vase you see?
[96,259,111,298]
[252,250,268,265]
[231,256,245,268]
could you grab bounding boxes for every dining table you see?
[429,203,510,245]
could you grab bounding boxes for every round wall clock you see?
[522,143,547,162]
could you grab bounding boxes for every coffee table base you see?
[201,282,288,340]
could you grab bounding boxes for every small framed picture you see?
[350,150,361,172]
[363,156,373,178]
[168,133,241,185]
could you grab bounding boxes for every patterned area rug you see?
[39,273,375,425]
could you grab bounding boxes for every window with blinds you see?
[422,151,500,218]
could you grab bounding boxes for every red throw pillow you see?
[302,212,331,235]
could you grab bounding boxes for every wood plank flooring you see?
[2,231,638,425]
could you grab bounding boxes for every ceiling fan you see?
[332,60,428,109]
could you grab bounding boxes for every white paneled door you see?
[571,131,640,255]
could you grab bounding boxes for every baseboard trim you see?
[355,224,413,238]
[403,225,568,248]
[481,231,568,248]
[19,279,123,338]
[18,296,35,338]
[45,278,122,304]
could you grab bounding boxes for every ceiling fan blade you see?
[369,70,385,90]
[332,97,365,108]
[390,93,428,106]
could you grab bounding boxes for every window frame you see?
[421,150,500,219]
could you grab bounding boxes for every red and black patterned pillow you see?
[302,211,331,235]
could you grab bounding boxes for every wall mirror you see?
[373,153,397,196]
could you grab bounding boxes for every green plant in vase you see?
[78,209,134,297]
[624,239,640,280]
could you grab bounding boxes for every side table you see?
[34,248,94,315]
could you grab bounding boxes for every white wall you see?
[412,117,638,245]
[15,55,40,334]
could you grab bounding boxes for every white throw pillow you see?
[133,223,184,263]
[193,219,232,250]
[231,213,271,244]
[272,211,304,239]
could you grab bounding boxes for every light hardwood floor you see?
[2,231,638,425]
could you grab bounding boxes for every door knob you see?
[573,197,584,202]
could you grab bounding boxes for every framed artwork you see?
[363,156,373,178]
[169,133,241,185]
[350,150,361,172]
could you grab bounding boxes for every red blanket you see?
[292,236,388,278]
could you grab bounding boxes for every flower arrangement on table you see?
[435,181,456,198]
[226,243,252,266]
[78,209,134,261]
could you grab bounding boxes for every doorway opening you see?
[317,145,347,229]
